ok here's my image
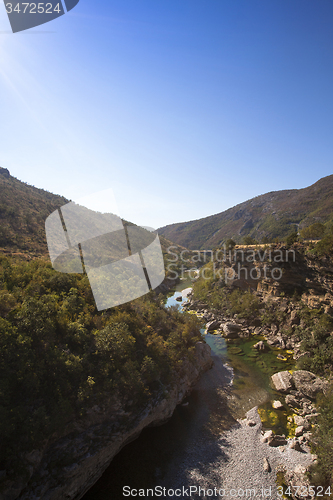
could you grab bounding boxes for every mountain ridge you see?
[158,175,333,249]
[0,167,185,259]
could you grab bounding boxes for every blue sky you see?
[0,0,332,228]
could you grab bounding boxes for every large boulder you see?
[223,323,242,338]
[271,371,294,393]
[267,337,280,346]
[294,415,311,431]
[261,429,287,447]
[272,400,284,410]
[292,370,329,399]
[295,426,304,437]
[263,457,271,472]
[206,320,221,332]
[261,430,274,443]
[289,439,303,452]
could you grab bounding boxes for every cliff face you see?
[212,244,333,303]
[11,342,212,500]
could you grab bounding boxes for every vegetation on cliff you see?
[193,267,261,321]
[309,386,333,489]
[0,254,203,480]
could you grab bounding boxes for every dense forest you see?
[0,254,203,483]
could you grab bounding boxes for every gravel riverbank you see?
[158,406,314,500]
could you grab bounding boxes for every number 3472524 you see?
[5,3,62,14]
[277,486,332,497]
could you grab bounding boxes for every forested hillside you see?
[0,167,68,256]
[159,175,333,249]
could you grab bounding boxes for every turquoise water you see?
[164,275,194,308]
[164,289,188,308]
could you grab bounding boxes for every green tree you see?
[225,239,236,250]
[309,385,333,488]
[314,233,333,256]
[243,236,256,245]
[300,223,325,240]
[285,232,298,246]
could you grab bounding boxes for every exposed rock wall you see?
[12,342,212,500]
[212,245,333,299]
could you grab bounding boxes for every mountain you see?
[0,167,185,259]
[158,175,333,249]
[0,166,69,256]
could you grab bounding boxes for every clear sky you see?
[0,0,332,229]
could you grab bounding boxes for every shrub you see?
[285,232,298,246]
[300,223,326,240]
[309,385,333,488]
[314,234,333,256]
[243,236,257,245]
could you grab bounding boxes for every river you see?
[82,282,293,500]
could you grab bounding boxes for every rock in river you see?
[292,370,329,399]
[271,371,294,393]
[206,320,221,332]
[253,341,267,351]
[223,322,242,338]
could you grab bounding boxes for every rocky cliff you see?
[207,243,333,303]
[7,342,212,500]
